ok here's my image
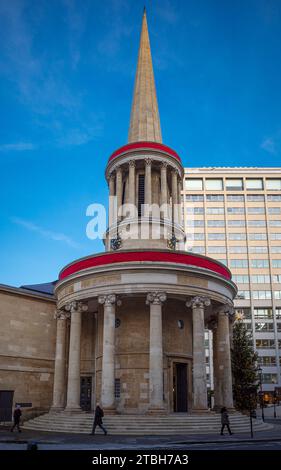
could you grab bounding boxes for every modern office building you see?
[182,167,281,400]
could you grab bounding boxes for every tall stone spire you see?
[128,9,162,143]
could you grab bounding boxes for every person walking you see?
[90,403,107,435]
[220,407,233,435]
[10,404,22,433]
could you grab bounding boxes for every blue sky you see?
[0,0,281,286]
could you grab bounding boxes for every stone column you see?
[146,292,167,412]
[65,301,88,411]
[186,296,210,411]
[214,304,234,409]
[99,294,117,412]
[172,170,178,224]
[116,166,123,220]
[108,173,116,227]
[177,177,182,225]
[128,160,136,207]
[51,309,69,411]
[160,162,168,208]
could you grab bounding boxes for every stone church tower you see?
[50,10,236,417]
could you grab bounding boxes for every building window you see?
[254,309,273,319]
[208,233,225,240]
[236,290,250,300]
[177,320,184,329]
[271,233,281,240]
[185,194,204,201]
[249,233,267,240]
[252,291,272,300]
[266,179,281,190]
[229,246,247,254]
[227,207,245,214]
[208,246,226,254]
[227,194,244,202]
[249,246,268,254]
[207,220,225,227]
[228,220,245,226]
[268,207,281,214]
[269,220,281,226]
[229,233,246,240]
[255,323,274,332]
[185,179,203,190]
[246,179,263,190]
[114,379,121,398]
[230,259,248,268]
[186,232,205,241]
[226,179,243,190]
[186,207,204,214]
[206,194,224,201]
[205,179,223,190]
[189,246,205,254]
[115,318,121,328]
[248,220,266,226]
[251,259,269,268]
[247,207,265,214]
[232,275,249,284]
[272,260,281,268]
[258,357,276,366]
[207,207,224,215]
[186,219,204,227]
[271,246,281,253]
[274,291,281,299]
[275,309,281,319]
[256,339,275,349]
[251,275,270,283]
[268,194,281,201]
[272,274,281,283]
[247,195,265,201]
[261,374,278,384]
[277,323,281,332]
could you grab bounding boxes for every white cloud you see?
[261,137,276,154]
[0,142,37,152]
[11,217,81,249]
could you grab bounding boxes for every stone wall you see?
[0,288,56,419]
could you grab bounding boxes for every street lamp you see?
[257,366,265,422]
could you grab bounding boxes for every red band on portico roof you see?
[59,251,231,281]
[108,142,182,163]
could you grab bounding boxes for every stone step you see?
[23,412,272,435]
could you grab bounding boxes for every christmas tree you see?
[232,318,259,411]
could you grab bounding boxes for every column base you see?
[191,408,209,414]
[103,406,117,415]
[64,406,82,413]
[147,407,167,415]
[49,406,64,413]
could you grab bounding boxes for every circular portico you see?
[52,250,236,415]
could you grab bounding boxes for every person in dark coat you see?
[11,405,22,433]
[220,407,233,435]
[90,404,107,435]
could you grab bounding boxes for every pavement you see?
[0,418,281,450]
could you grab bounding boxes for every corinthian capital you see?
[146,292,167,305]
[216,302,235,317]
[128,159,136,168]
[186,296,211,310]
[54,308,71,321]
[145,157,152,166]
[98,294,117,306]
[64,301,88,314]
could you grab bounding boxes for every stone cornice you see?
[0,284,55,303]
